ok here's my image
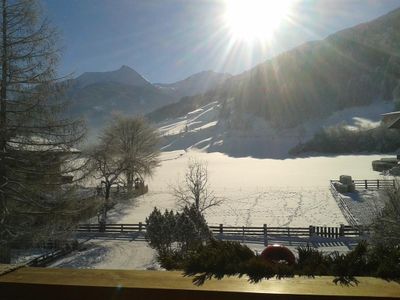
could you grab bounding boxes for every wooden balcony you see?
[1,264,400,300]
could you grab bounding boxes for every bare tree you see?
[173,159,222,213]
[101,115,160,193]
[88,116,160,224]
[87,141,126,225]
[0,0,90,263]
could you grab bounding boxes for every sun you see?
[223,0,293,42]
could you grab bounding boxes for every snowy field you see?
[107,150,390,227]
[50,238,157,270]
[341,190,388,225]
[48,150,390,270]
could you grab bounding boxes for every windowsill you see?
[1,264,400,300]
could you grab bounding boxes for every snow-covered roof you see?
[381,111,400,116]
[381,111,400,129]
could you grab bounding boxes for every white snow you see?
[340,190,388,225]
[106,150,389,228]
[48,150,389,270]
[48,100,395,270]
[157,101,394,158]
[49,239,157,270]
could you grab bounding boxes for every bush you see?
[145,205,212,269]
[182,240,400,286]
[371,184,400,246]
[145,207,176,253]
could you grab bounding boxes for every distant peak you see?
[75,65,151,88]
[119,65,133,71]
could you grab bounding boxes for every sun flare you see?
[224,0,294,42]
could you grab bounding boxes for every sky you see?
[42,0,400,84]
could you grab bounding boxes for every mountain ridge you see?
[63,66,232,130]
[147,7,400,126]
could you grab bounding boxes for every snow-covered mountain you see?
[155,70,231,98]
[75,65,153,89]
[62,66,232,130]
[148,8,400,128]
[157,100,394,158]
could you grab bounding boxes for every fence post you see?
[263,224,268,246]
[365,180,368,189]
[358,225,363,236]
[219,224,223,234]
[309,225,314,237]
[377,179,380,189]
[339,224,345,237]
[99,221,105,232]
[139,222,142,232]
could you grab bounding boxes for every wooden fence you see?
[77,223,368,241]
[27,241,79,267]
[330,179,395,190]
[329,183,359,227]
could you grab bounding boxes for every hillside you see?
[157,100,393,158]
[148,8,400,127]
[63,66,231,129]
[155,70,231,98]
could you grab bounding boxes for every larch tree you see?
[0,0,95,263]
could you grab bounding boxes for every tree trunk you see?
[100,183,111,232]
[0,243,11,264]
[0,0,9,252]
[126,170,133,193]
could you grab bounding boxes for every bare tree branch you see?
[172,159,223,213]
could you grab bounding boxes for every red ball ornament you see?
[260,244,296,265]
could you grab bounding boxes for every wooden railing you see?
[330,183,359,227]
[77,223,368,240]
[1,266,400,300]
[26,240,82,267]
[330,179,395,190]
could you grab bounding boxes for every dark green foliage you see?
[184,240,254,285]
[326,242,369,286]
[157,248,186,270]
[175,205,212,252]
[367,244,400,280]
[181,240,400,286]
[371,186,400,246]
[145,207,176,253]
[290,124,400,155]
[243,258,295,283]
[145,205,212,269]
[296,245,329,277]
